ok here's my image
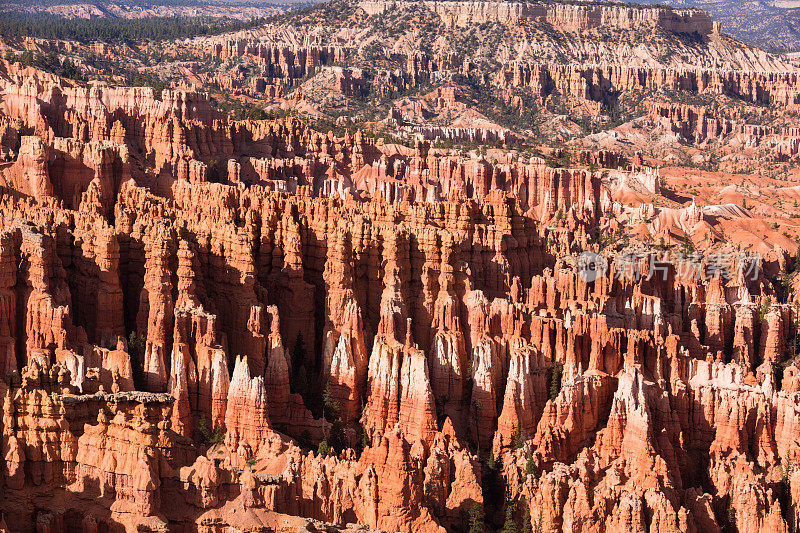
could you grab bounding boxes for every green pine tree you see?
[522,509,533,533]
[503,501,519,533]
[549,361,563,401]
[524,456,539,480]
[468,503,484,533]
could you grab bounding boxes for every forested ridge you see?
[0,13,269,42]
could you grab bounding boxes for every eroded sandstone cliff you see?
[0,39,798,533]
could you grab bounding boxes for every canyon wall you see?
[359,1,716,34]
[498,62,800,109]
[0,60,799,533]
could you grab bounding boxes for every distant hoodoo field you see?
[0,0,799,532]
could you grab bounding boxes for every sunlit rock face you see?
[1,13,800,531]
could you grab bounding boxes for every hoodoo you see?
[0,0,800,530]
